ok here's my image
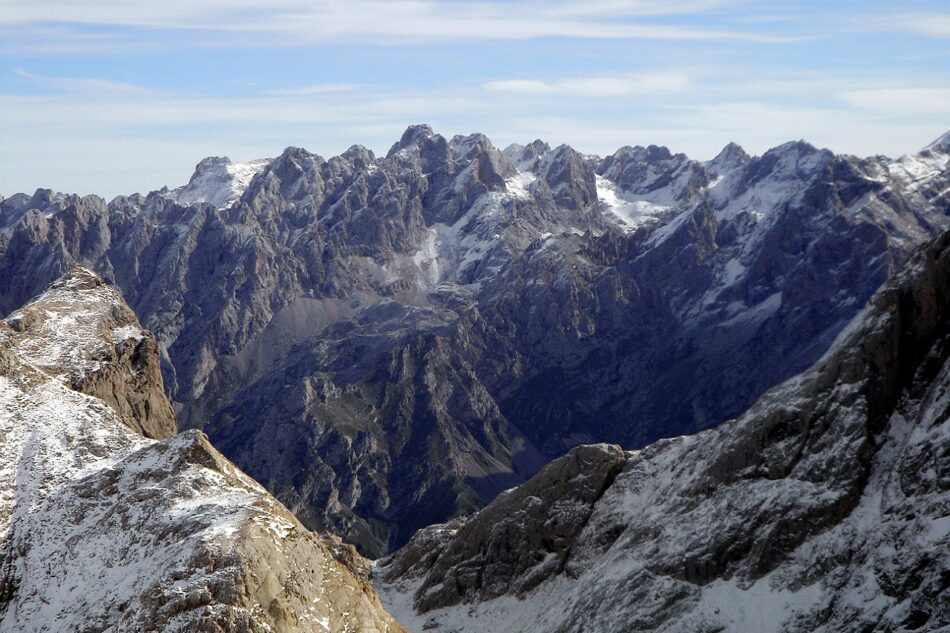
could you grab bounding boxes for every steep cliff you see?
[378,230,950,632]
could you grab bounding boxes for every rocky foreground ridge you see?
[377,230,950,632]
[0,268,403,632]
[1,128,948,555]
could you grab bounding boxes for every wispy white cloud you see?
[0,0,795,50]
[0,24,152,54]
[836,87,950,117]
[0,94,484,130]
[12,68,166,97]
[542,0,730,19]
[267,83,365,96]
[483,72,691,97]
[874,12,950,38]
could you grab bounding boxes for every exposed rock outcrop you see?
[1,265,176,439]
[0,269,404,633]
[377,229,950,632]
[386,443,627,611]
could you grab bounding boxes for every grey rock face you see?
[376,230,950,633]
[0,127,947,556]
[384,443,627,612]
[0,268,405,633]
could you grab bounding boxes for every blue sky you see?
[1,0,948,197]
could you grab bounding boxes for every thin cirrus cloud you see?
[869,12,950,38]
[483,73,691,97]
[266,84,366,97]
[836,87,950,117]
[12,67,166,97]
[0,0,797,48]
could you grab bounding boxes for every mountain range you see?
[377,217,950,633]
[1,126,948,560]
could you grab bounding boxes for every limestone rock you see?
[376,230,950,633]
[1,128,947,556]
[0,268,405,633]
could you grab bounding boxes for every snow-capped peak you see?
[889,130,950,193]
[167,155,270,209]
[503,140,552,172]
[706,141,750,176]
[922,130,950,154]
[387,124,436,158]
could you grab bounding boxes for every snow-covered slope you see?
[0,268,404,633]
[889,132,950,205]
[166,156,270,209]
[376,230,950,632]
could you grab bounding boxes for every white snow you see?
[710,144,829,224]
[644,206,693,247]
[1,271,136,384]
[721,257,747,287]
[168,157,270,209]
[693,576,823,633]
[403,193,510,291]
[505,170,537,199]
[412,229,441,287]
[888,150,949,193]
[595,175,669,231]
[112,324,146,344]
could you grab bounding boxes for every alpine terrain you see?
[0,267,403,632]
[376,220,950,632]
[1,127,948,556]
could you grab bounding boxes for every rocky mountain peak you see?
[0,267,406,633]
[537,144,597,210]
[642,144,675,162]
[193,155,232,171]
[248,146,325,204]
[29,188,65,208]
[47,264,104,291]
[382,443,628,612]
[169,154,270,209]
[340,143,376,168]
[449,132,491,157]
[707,141,750,175]
[922,130,950,154]
[886,130,950,201]
[1,265,176,439]
[388,124,437,157]
[762,139,830,167]
[504,139,553,171]
[444,133,517,183]
[276,145,319,163]
[726,139,833,198]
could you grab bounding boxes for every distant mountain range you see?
[1,126,948,558]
